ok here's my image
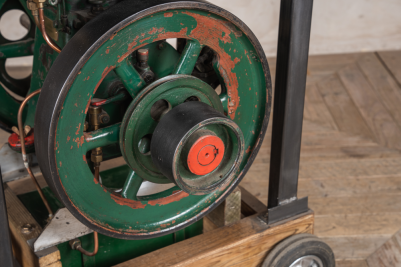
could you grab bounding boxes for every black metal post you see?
[267,0,314,224]
[0,167,17,267]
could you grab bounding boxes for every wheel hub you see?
[187,134,225,175]
[120,75,224,184]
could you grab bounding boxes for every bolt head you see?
[21,223,34,234]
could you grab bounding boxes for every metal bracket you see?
[34,208,93,252]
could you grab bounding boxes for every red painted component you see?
[91,98,107,106]
[187,135,225,176]
[8,130,35,149]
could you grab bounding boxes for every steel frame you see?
[267,0,314,224]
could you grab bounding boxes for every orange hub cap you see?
[187,135,225,175]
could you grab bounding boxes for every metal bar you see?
[84,123,121,151]
[173,40,203,75]
[267,0,313,223]
[0,167,17,267]
[0,39,34,59]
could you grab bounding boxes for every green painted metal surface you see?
[53,7,267,237]
[18,166,203,267]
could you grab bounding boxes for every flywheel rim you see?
[35,0,272,239]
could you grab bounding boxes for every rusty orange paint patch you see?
[94,177,98,184]
[106,49,109,54]
[75,123,81,135]
[110,32,117,40]
[246,146,251,153]
[111,194,146,209]
[234,57,240,64]
[148,27,164,34]
[164,12,173,17]
[140,37,151,43]
[67,136,70,142]
[59,161,62,167]
[83,155,87,163]
[148,190,189,206]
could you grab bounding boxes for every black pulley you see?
[151,101,245,195]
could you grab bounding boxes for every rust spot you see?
[106,49,109,54]
[80,136,85,146]
[111,194,146,209]
[127,36,140,51]
[164,12,173,17]
[148,27,164,34]
[59,161,62,167]
[87,76,90,80]
[234,57,240,64]
[83,155,87,163]
[172,220,176,224]
[75,123,81,135]
[84,96,92,114]
[246,146,251,153]
[94,177,98,184]
[140,37,151,43]
[74,103,78,107]
[148,190,189,206]
[110,32,117,40]
[67,136,70,142]
[245,50,252,65]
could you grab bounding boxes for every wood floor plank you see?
[304,84,339,130]
[317,75,375,140]
[377,50,401,87]
[336,260,369,267]
[298,176,401,198]
[367,229,401,267]
[358,54,401,127]
[315,213,401,237]
[322,236,389,261]
[309,194,401,216]
[338,63,401,150]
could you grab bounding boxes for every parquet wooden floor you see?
[240,51,401,266]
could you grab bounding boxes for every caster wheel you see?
[262,234,335,267]
[35,0,271,239]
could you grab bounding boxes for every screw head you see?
[21,223,34,234]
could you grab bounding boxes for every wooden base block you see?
[115,210,314,267]
[5,184,61,267]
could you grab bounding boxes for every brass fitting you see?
[88,106,102,131]
[32,0,46,9]
[91,147,103,163]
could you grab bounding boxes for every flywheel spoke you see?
[121,170,143,200]
[84,123,121,151]
[173,39,203,75]
[115,58,146,98]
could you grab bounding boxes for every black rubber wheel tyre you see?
[262,234,335,267]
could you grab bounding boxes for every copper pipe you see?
[18,89,53,218]
[38,8,61,53]
[76,232,99,256]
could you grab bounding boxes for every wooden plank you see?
[298,176,401,198]
[339,63,401,149]
[358,54,401,127]
[367,229,401,267]
[5,184,61,267]
[248,158,401,180]
[336,260,369,267]
[309,194,401,215]
[206,187,241,227]
[317,75,375,140]
[322,236,389,261]
[377,50,401,87]
[115,211,314,267]
[315,213,401,237]
[304,84,338,130]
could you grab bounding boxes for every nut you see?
[21,223,34,234]
[69,239,81,250]
[98,113,110,124]
[91,153,103,163]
